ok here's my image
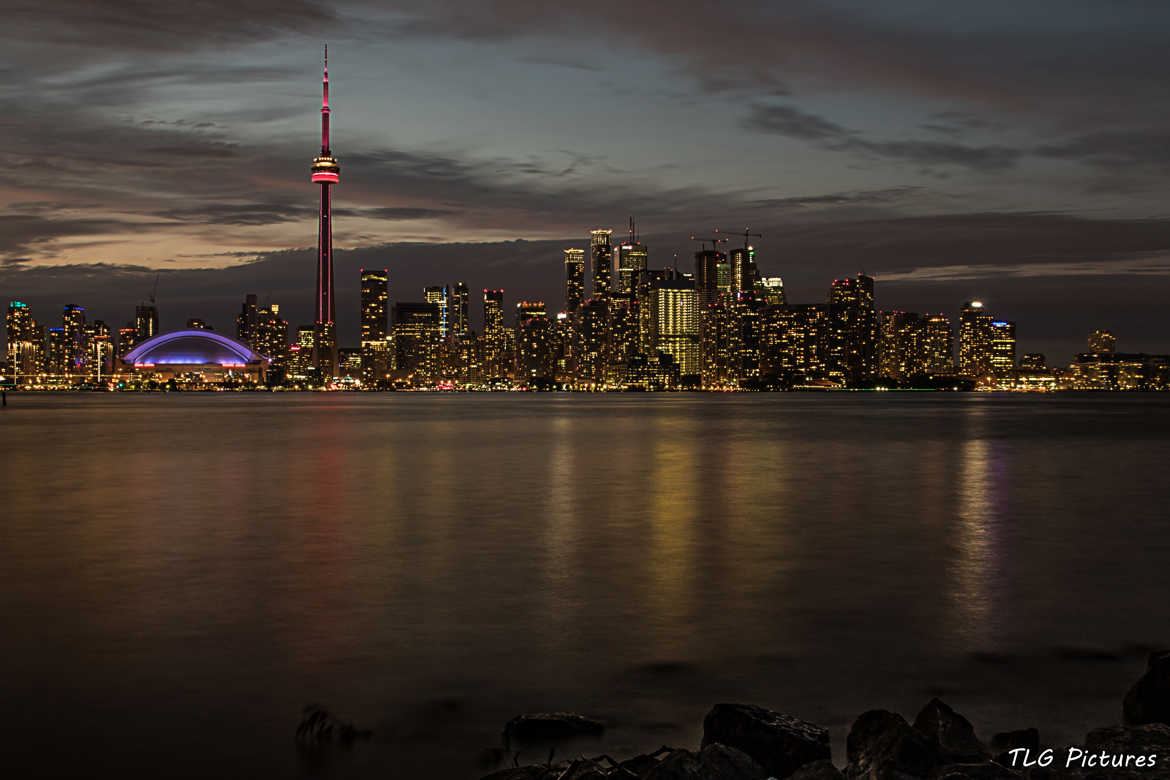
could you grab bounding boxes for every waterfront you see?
[2,393,1168,778]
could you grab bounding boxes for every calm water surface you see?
[2,393,1169,778]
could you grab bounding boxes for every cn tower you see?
[311,46,340,378]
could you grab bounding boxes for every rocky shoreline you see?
[472,651,1170,780]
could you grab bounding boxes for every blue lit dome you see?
[123,330,266,367]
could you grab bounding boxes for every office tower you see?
[451,281,470,338]
[827,274,877,385]
[616,220,648,296]
[652,279,700,377]
[760,277,786,306]
[424,285,449,339]
[919,313,955,375]
[990,320,1017,376]
[287,326,316,379]
[879,311,920,380]
[1088,329,1116,354]
[730,246,762,295]
[135,303,159,342]
[311,47,342,379]
[117,327,138,359]
[187,318,211,330]
[62,305,88,379]
[590,229,613,301]
[6,301,40,384]
[393,302,440,384]
[635,268,667,354]
[256,304,289,368]
[958,300,994,378]
[563,249,585,314]
[86,320,112,382]
[693,249,727,306]
[482,289,506,377]
[235,294,259,345]
[359,269,389,385]
[516,308,555,381]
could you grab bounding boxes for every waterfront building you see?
[5,301,41,385]
[1088,329,1116,354]
[1021,353,1046,370]
[62,305,88,381]
[761,304,835,385]
[392,302,440,385]
[121,330,269,384]
[360,269,389,385]
[451,282,470,338]
[652,279,699,378]
[958,300,994,379]
[827,274,877,385]
[879,311,919,380]
[919,313,955,375]
[135,303,159,342]
[516,311,555,381]
[572,299,612,385]
[424,285,450,339]
[117,327,138,359]
[86,320,113,382]
[590,230,614,301]
[990,321,1017,376]
[483,289,506,378]
[563,249,585,314]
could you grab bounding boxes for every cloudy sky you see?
[3,0,1170,358]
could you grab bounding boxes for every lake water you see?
[2,393,1168,778]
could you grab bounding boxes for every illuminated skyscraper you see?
[729,246,761,295]
[652,279,699,377]
[919,313,955,375]
[616,220,648,296]
[828,274,877,385]
[958,300,994,379]
[572,299,611,384]
[62,305,87,380]
[256,304,289,369]
[424,285,450,339]
[1088,329,1116,354]
[589,229,613,301]
[990,320,1017,376]
[451,281,470,338]
[86,320,113,382]
[6,301,40,384]
[760,277,786,306]
[563,249,585,314]
[483,289,506,377]
[694,249,727,306]
[361,269,389,385]
[310,47,341,379]
[235,294,259,345]
[879,311,920,380]
[135,303,158,342]
[392,302,439,384]
[515,302,554,381]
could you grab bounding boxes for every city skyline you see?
[4,3,1170,360]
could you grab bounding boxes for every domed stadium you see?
[121,330,270,384]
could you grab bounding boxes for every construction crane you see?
[689,234,729,253]
[715,227,762,250]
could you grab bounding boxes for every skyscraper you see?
[135,303,158,342]
[730,246,761,295]
[424,285,449,338]
[958,300,994,379]
[589,229,613,301]
[919,313,955,375]
[879,311,920,380]
[760,277,786,306]
[990,320,1017,376]
[693,249,727,306]
[6,301,40,385]
[652,279,700,377]
[451,281,471,338]
[827,274,877,385]
[235,294,259,345]
[361,269,389,385]
[616,220,648,297]
[62,305,87,380]
[311,47,341,379]
[483,289,506,377]
[1088,329,1116,354]
[392,302,440,385]
[563,249,585,314]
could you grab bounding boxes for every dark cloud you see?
[743,103,1022,171]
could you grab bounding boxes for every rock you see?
[644,745,766,780]
[558,758,613,780]
[935,763,1020,779]
[1079,724,1170,779]
[503,712,606,747]
[988,729,1040,769]
[913,699,990,763]
[790,759,846,780]
[1123,650,1170,725]
[479,769,551,780]
[845,709,938,780]
[702,703,831,778]
[294,704,372,746]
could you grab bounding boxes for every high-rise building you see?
[761,304,833,383]
[919,313,955,375]
[990,320,1016,376]
[730,246,761,295]
[635,268,668,354]
[652,279,700,377]
[451,281,470,338]
[392,302,440,385]
[483,289,506,378]
[616,220,648,296]
[47,328,67,380]
[117,327,138,359]
[516,307,555,381]
[311,47,342,379]
[563,249,585,314]
[1020,353,1046,370]
[62,305,88,380]
[693,249,727,306]
[958,300,994,379]
[589,229,613,301]
[1088,329,1116,354]
[256,304,289,370]
[700,302,735,388]
[135,303,159,342]
[827,274,877,385]
[760,277,786,306]
[86,320,113,382]
[424,285,450,339]
[6,301,40,385]
[572,299,612,384]
[235,294,259,345]
[361,269,389,385]
[879,311,920,380]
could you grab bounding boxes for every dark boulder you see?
[644,745,767,780]
[702,703,831,778]
[1123,650,1170,726]
[790,759,846,780]
[988,729,1039,769]
[845,709,939,779]
[913,699,990,763]
[295,704,372,746]
[503,712,606,747]
[1080,724,1170,780]
[480,769,552,780]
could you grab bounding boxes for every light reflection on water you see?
[2,392,1169,778]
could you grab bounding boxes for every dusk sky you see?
[4,0,1170,358]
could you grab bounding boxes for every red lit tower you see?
[311,46,341,378]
